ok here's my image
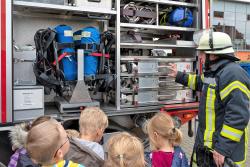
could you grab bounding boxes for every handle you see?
[87,13,111,20]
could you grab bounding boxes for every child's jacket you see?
[145,146,189,167]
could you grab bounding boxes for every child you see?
[64,107,108,167]
[26,118,84,167]
[8,116,51,167]
[146,112,189,167]
[104,132,145,167]
[66,129,80,138]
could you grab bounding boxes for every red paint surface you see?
[1,0,7,123]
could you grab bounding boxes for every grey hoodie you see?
[64,137,104,167]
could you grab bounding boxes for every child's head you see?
[30,115,52,129]
[66,129,80,138]
[105,132,145,167]
[79,107,108,142]
[147,112,183,150]
[9,116,52,151]
[26,119,70,165]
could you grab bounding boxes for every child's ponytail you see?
[168,127,183,146]
[147,112,184,147]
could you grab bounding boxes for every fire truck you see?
[0,0,210,164]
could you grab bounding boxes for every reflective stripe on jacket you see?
[175,59,250,166]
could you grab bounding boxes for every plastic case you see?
[75,0,112,10]
[14,86,44,121]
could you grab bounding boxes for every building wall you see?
[212,0,250,55]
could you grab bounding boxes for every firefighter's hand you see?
[213,150,225,167]
[168,63,178,78]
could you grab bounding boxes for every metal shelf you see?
[133,0,198,8]
[121,86,184,93]
[120,41,196,49]
[120,98,196,109]
[121,56,195,62]
[13,1,117,15]
[120,23,197,32]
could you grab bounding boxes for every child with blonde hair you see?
[146,112,189,167]
[65,107,108,167]
[26,118,84,167]
[8,116,51,167]
[105,132,145,167]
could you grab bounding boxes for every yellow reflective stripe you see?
[235,127,249,167]
[188,74,197,90]
[191,152,198,167]
[220,81,250,100]
[201,74,204,82]
[204,85,216,148]
[221,124,243,142]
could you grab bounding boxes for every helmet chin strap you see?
[204,54,211,71]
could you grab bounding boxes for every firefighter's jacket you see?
[175,59,250,166]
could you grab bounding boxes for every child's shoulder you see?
[174,146,187,156]
[172,146,189,167]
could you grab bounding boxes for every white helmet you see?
[193,29,239,61]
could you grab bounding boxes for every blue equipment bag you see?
[239,63,250,77]
[54,25,77,81]
[74,27,100,77]
[169,7,193,27]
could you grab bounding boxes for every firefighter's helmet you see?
[193,29,239,61]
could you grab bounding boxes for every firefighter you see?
[169,30,250,167]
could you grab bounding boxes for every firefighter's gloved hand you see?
[168,63,178,77]
[213,150,225,167]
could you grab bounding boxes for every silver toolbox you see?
[15,0,67,5]
[14,86,44,121]
[75,0,112,10]
[14,50,36,85]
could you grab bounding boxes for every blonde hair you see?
[79,107,108,135]
[30,115,51,129]
[26,119,64,165]
[105,132,145,167]
[66,129,80,138]
[147,112,183,150]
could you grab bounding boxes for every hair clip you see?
[118,154,124,159]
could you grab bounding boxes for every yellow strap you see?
[204,86,216,148]
[188,74,197,90]
[220,81,250,100]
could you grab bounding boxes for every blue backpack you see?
[169,7,193,27]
